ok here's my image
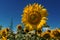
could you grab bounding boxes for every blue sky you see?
[0,0,60,31]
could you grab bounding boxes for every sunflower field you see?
[0,3,60,40]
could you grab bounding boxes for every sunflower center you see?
[28,12,41,25]
[30,14,37,21]
[43,34,50,39]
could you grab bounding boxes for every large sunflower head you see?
[22,3,48,31]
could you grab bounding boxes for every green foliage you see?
[0,25,2,30]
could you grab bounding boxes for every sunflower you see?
[22,3,48,31]
[17,24,22,30]
[5,28,9,32]
[41,31,51,39]
[24,26,30,33]
[4,28,10,35]
[1,29,7,40]
[46,30,54,38]
[1,36,7,40]
[51,29,60,39]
